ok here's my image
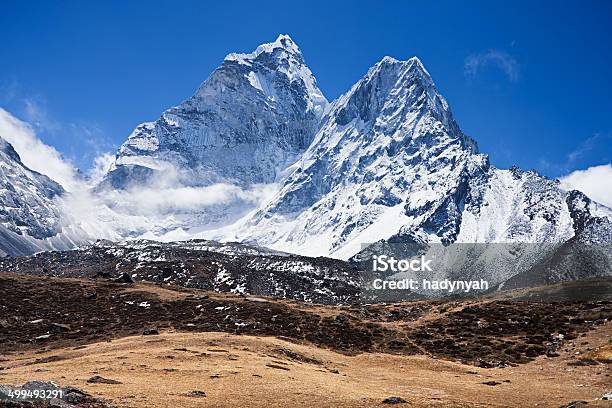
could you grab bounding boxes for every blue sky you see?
[1,0,611,178]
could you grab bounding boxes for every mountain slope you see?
[222,56,610,268]
[0,137,65,255]
[99,36,609,271]
[0,239,362,304]
[98,35,328,232]
[0,35,609,296]
[103,34,326,190]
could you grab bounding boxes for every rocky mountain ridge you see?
[0,35,609,293]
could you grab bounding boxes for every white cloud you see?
[0,107,81,190]
[0,107,123,241]
[0,106,274,232]
[88,152,115,186]
[559,164,612,208]
[102,182,277,215]
[0,106,282,246]
[464,50,520,82]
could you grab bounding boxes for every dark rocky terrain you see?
[0,240,362,305]
[1,272,610,367]
[1,272,610,407]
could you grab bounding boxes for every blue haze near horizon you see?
[0,0,611,177]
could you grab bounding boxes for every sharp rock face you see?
[96,35,329,232]
[231,56,489,257]
[227,55,611,266]
[102,34,327,190]
[565,190,612,244]
[0,137,65,255]
[0,239,362,304]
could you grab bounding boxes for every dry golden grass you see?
[1,324,610,408]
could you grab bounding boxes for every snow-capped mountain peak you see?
[328,54,470,150]
[222,34,326,115]
[103,34,329,189]
[98,35,328,232]
[1,36,610,295]
[222,55,484,257]
[222,55,608,267]
[225,34,302,63]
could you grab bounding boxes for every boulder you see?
[382,396,407,404]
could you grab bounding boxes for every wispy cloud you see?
[0,80,56,132]
[0,80,116,172]
[67,121,117,171]
[88,152,115,185]
[0,78,19,104]
[559,163,612,208]
[22,97,62,133]
[102,181,278,215]
[566,133,610,165]
[536,132,612,176]
[0,104,114,189]
[464,50,520,82]
[0,106,279,243]
[0,107,81,190]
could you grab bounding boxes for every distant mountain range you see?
[0,35,610,294]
